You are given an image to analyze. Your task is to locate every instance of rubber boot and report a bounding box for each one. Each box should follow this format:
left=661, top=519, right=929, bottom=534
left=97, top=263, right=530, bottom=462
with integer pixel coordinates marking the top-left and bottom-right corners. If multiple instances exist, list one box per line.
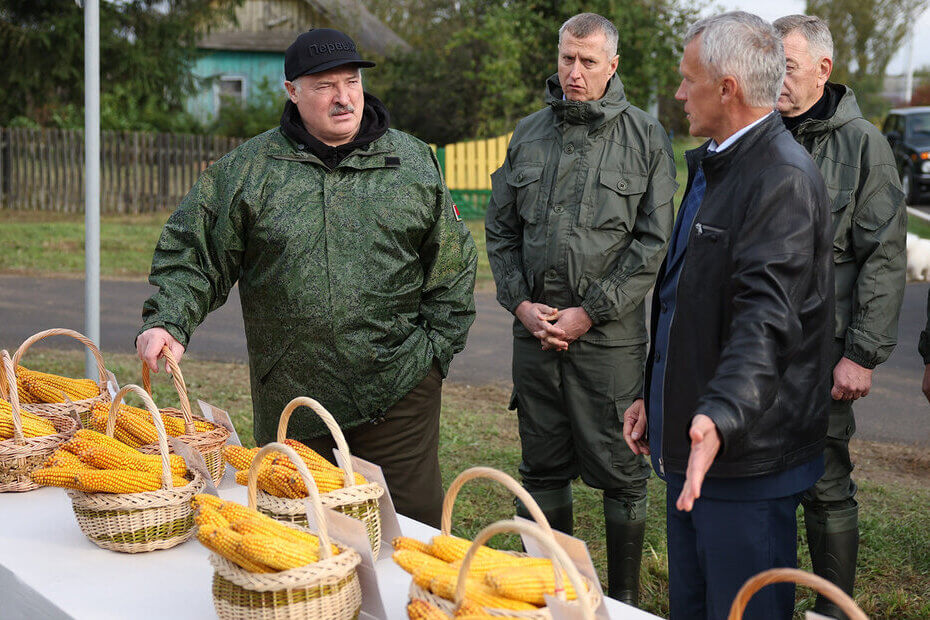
left=805, top=504, right=859, bottom=620
left=604, top=495, right=647, bottom=607
left=514, top=483, right=573, bottom=536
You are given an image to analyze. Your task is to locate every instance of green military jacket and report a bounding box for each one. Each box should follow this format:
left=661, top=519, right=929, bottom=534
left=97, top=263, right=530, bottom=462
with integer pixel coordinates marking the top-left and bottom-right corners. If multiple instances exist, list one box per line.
left=485, top=74, right=677, bottom=345
left=141, top=127, right=477, bottom=442
left=790, top=84, right=906, bottom=369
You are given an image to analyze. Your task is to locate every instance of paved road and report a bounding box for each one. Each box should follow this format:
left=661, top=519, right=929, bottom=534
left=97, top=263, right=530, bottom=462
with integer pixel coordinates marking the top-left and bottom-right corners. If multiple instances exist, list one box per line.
left=2, top=274, right=928, bottom=446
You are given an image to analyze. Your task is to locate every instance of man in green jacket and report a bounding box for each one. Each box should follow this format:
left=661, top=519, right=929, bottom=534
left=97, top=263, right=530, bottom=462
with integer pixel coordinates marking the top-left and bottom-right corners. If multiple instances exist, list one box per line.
left=485, top=12, right=676, bottom=606
left=775, top=15, right=906, bottom=618
left=136, top=28, right=477, bottom=527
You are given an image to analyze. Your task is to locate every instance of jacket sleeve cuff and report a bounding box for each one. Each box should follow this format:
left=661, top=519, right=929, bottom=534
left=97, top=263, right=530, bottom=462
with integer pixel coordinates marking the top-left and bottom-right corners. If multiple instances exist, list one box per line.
left=580, top=281, right=610, bottom=325
left=497, top=269, right=532, bottom=314
left=843, top=328, right=893, bottom=370
left=698, top=401, right=741, bottom=459
left=136, top=321, right=190, bottom=349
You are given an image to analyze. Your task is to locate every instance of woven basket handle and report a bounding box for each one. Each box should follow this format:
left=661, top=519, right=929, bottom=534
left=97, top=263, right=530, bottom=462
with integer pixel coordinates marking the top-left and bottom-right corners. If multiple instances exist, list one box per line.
left=727, top=568, right=868, bottom=620
left=247, top=442, right=335, bottom=560
left=441, top=466, right=553, bottom=539
left=141, top=345, right=195, bottom=435
left=1, top=350, right=26, bottom=446
left=454, top=519, right=594, bottom=619
left=275, top=396, right=356, bottom=488
left=105, top=384, right=174, bottom=490
left=13, top=328, right=108, bottom=385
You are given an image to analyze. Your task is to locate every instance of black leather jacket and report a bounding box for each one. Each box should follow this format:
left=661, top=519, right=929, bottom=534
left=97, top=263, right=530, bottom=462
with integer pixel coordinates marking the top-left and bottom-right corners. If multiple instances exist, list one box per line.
left=645, top=113, right=834, bottom=478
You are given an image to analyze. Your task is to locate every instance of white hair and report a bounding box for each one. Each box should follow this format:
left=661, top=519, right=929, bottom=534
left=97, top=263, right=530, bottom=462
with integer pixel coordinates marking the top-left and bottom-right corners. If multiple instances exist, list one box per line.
left=773, top=15, right=834, bottom=61
left=559, top=12, right=619, bottom=57
left=685, top=11, right=785, bottom=108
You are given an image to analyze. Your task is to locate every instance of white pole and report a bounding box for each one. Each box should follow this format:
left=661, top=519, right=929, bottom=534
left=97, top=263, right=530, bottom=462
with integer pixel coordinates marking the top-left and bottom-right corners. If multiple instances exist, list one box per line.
left=84, top=0, right=100, bottom=379
left=905, top=26, right=915, bottom=105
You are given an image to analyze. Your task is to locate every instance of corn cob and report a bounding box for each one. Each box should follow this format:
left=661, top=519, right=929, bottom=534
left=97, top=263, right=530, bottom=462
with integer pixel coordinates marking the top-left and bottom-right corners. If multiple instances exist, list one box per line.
left=113, top=426, right=144, bottom=449
left=237, top=531, right=321, bottom=570
left=114, top=408, right=159, bottom=445
left=15, top=366, right=99, bottom=402
left=407, top=599, right=451, bottom=620
left=430, top=535, right=529, bottom=567
left=192, top=493, right=224, bottom=511
left=14, top=375, right=40, bottom=403
left=0, top=403, right=58, bottom=438
left=484, top=565, right=582, bottom=605
left=223, top=445, right=258, bottom=470
left=194, top=505, right=232, bottom=529
left=234, top=465, right=293, bottom=498
left=208, top=496, right=339, bottom=554
left=31, top=466, right=174, bottom=493
left=64, top=439, right=187, bottom=477
left=394, top=536, right=434, bottom=554
left=282, top=438, right=340, bottom=471
left=394, top=549, right=455, bottom=576
left=427, top=572, right=538, bottom=611
left=43, top=449, right=87, bottom=469
left=73, top=429, right=137, bottom=454
left=196, top=523, right=272, bottom=573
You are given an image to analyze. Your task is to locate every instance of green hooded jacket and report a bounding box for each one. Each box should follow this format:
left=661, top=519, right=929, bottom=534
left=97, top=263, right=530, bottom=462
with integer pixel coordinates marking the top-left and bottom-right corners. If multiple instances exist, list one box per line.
left=790, top=84, right=906, bottom=369
left=485, top=74, right=677, bottom=345
left=140, top=127, right=478, bottom=442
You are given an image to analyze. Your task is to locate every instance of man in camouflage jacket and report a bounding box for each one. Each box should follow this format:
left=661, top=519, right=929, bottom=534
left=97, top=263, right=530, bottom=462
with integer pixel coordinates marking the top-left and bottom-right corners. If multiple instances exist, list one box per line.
left=485, top=13, right=676, bottom=606
left=775, top=16, right=906, bottom=618
left=136, top=29, right=477, bottom=526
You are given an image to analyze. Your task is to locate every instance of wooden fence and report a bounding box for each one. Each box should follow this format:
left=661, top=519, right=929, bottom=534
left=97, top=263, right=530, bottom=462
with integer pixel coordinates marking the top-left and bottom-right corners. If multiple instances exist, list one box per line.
left=0, top=127, right=243, bottom=213
left=0, top=127, right=512, bottom=217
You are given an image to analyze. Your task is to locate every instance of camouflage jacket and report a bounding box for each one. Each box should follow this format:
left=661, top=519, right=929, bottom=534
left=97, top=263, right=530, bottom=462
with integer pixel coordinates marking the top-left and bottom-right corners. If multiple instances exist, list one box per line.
left=141, top=127, right=478, bottom=442
left=790, top=84, right=906, bottom=369
left=485, top=74, right=677, bottom=345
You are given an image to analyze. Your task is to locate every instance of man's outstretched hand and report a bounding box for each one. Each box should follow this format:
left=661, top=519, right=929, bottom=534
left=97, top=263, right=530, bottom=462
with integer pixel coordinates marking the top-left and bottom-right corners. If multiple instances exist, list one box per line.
left=676, top=414, right=721, bottom=512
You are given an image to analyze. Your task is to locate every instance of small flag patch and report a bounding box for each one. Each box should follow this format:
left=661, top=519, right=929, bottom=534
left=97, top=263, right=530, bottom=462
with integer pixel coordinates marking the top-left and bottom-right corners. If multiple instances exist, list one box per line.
left=451, top=202, right=462, bottom=221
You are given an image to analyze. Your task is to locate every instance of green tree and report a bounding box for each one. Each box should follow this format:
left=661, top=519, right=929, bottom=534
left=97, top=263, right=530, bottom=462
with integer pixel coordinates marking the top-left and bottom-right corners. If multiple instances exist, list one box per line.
left=0, top=0, right=241, bottom=130
left=807, top=0, right=929, bottom=117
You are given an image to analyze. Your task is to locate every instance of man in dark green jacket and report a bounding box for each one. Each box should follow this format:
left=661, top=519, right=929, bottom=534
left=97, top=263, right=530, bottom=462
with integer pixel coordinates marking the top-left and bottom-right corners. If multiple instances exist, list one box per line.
left=775, top=15, right=906, bottom=618
left=136, top=29, right=477, bottom=527
left=486, top=13, right=676, bottom=606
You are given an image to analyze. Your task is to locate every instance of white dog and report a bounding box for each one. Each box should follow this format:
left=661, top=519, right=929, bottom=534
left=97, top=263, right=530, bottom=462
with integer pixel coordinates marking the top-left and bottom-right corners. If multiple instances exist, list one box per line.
left=906, top=233, right=930, bottom=281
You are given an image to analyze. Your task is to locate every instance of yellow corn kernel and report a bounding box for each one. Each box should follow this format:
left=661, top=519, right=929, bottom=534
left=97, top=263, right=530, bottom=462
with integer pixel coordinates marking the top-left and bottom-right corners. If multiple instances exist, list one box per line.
left=428, top=572, right=538, bottom=611
left=223, top=445, right=258, bottom=470
left=406, top=599, right=451, bottom=620
left=483, top=564, right=582, bottom=606
left=393, top=536, right=434, bottom=555
left=196, top=523, right=272, bottom=573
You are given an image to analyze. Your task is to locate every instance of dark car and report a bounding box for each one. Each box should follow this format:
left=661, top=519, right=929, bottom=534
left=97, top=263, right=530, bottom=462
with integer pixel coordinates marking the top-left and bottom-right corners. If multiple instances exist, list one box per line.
left=883, top=106, right=930, bottom=205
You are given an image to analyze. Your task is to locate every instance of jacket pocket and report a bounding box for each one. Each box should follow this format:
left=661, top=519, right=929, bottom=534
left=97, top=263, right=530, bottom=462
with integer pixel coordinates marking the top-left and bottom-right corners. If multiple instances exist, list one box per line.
left=508, top=164, right=545, bottom=224
left=830, top=187, right=855, bottom=262
left=585, top=170, right=647, bottom=230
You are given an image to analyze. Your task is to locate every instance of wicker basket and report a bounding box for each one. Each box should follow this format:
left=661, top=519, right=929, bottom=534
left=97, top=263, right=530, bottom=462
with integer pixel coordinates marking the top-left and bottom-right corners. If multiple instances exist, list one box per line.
left=211, top=442, right=363, bottom=620
left=451, top=519, right=597, bottom=620
left=0, top=350, right=79, bottom=493
left=409, top=466, right=602, bottom=618
left=253, top=396, right=385, bottom=558
left=728, top=568, right=868, bottom=620
left=68, top=384, right=205, bottom=553
left=12, top=328, right=110, bottom=427
left=139, top=346, right=230, bottom=485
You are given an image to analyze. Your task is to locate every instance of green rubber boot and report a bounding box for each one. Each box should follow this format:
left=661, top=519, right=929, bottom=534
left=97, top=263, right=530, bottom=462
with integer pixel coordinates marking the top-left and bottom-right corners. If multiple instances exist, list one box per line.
left=805, top=504, right=859, bottom=620
left=604, top=495, right=647, bottom=607
left=514, top=483, right=573, bottom=536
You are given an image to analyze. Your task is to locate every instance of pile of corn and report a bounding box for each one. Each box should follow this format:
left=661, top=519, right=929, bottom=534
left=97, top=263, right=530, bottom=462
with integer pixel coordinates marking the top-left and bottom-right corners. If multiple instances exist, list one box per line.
left=192, top=494, right=341, bottom=572
left=392, top=535, right=585, bottom=612
left=29, top=429, right=190, bottom=493
left=0, top=398, right=57, bottom=439
left=223, top=440, right=368, bottom=497
left=406, top=598, right=526, bottom=619
left=15, top=366, right=99, bottom=404
left=86, top=401, right=218, bottom=448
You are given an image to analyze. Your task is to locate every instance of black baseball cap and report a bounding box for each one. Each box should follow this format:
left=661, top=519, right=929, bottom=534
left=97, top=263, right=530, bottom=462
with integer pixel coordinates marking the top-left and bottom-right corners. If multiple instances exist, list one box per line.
left=285, top=28, right=375, bottom=81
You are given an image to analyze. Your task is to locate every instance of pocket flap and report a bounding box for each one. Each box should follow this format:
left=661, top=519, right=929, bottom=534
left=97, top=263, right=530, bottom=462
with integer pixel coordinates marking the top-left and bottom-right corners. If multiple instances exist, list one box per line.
left=599, top=170, right=648, bottom=196
left=830, top=187, right=854, bottom=212
left=508, top=164, right=544, bottom=188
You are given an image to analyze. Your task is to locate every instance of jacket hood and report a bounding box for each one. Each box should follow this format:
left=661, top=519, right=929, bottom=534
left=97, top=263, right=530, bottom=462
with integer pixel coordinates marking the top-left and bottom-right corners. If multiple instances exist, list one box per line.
left=793, top=83, right=862, bottom=137
left=545, top=72, right=630, bottom=129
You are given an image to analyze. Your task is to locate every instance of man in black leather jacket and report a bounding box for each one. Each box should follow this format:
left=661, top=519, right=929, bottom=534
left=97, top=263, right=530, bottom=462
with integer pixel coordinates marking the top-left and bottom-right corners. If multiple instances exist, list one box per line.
left=623, top=12, right=833, bottom=619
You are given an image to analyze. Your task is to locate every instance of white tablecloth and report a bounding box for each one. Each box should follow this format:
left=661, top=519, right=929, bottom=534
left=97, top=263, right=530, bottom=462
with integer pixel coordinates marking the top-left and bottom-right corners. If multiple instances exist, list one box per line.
left=0, top=485, right=661, bottom=619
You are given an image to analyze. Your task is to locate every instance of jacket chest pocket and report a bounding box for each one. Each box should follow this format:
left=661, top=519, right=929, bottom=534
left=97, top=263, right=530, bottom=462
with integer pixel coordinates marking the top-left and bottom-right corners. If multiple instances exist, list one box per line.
left=508, top=164, right=545, bottom=224
left=684, top=223, right=730, bottom=278
left=582, top=170, right=647, bottom=230
left=829, top=188, right=855, bottom=262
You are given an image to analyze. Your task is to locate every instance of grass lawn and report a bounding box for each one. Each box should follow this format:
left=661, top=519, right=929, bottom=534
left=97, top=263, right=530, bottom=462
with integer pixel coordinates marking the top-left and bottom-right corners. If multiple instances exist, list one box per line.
left=16, top=348, right=930, bottom=619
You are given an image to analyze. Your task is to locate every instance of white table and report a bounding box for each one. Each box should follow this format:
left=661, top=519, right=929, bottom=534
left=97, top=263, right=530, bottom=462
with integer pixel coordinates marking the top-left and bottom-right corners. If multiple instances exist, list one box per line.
left=0, top=485, right=661, bottom=619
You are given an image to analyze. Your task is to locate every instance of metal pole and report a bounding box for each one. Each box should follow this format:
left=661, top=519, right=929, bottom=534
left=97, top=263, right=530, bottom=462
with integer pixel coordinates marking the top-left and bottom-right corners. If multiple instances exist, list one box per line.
left=905, top=26, right=915, bottom=105
left=84, top=0, right=100, bottom=378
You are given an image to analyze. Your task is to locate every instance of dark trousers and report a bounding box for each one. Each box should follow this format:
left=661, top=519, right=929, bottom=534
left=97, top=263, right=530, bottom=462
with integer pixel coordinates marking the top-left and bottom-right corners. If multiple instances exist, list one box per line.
left=666, top=482, right=801, bottom=620
left=303, top=362, right=444, bottom=528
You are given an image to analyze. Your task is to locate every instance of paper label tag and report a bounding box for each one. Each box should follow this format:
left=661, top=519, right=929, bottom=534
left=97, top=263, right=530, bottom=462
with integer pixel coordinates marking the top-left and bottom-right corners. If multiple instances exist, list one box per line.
left=517, top=516, right=609, bottom=620
left=168, top=436, right=219, bottom=496
left=544, top=593, right=587, bottom=620
left=305, top=505, right=387, bottom=620
left=332, top=450, right=402, bottom=559
left=60, top=395, right=82, bottom=427
left=105, top=370, right=120, bottom=399
left=197, top=399, right=240, bottom=446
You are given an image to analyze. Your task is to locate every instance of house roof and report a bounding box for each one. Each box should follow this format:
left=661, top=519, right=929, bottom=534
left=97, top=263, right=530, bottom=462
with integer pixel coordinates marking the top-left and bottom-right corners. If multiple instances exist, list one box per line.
left=198, top=0, right=410, bottom=56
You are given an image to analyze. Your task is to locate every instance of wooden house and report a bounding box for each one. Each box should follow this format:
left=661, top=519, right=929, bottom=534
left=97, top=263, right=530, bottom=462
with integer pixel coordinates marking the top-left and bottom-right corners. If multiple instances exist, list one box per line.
left=186, top=0, right=409, bottom=122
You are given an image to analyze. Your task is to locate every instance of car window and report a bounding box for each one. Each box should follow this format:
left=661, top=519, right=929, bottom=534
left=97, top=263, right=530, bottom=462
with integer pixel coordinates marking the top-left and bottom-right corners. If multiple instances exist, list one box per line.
left=883, top=115, right=898, bottom=133
left=906, top=113, right=930, bottom=138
